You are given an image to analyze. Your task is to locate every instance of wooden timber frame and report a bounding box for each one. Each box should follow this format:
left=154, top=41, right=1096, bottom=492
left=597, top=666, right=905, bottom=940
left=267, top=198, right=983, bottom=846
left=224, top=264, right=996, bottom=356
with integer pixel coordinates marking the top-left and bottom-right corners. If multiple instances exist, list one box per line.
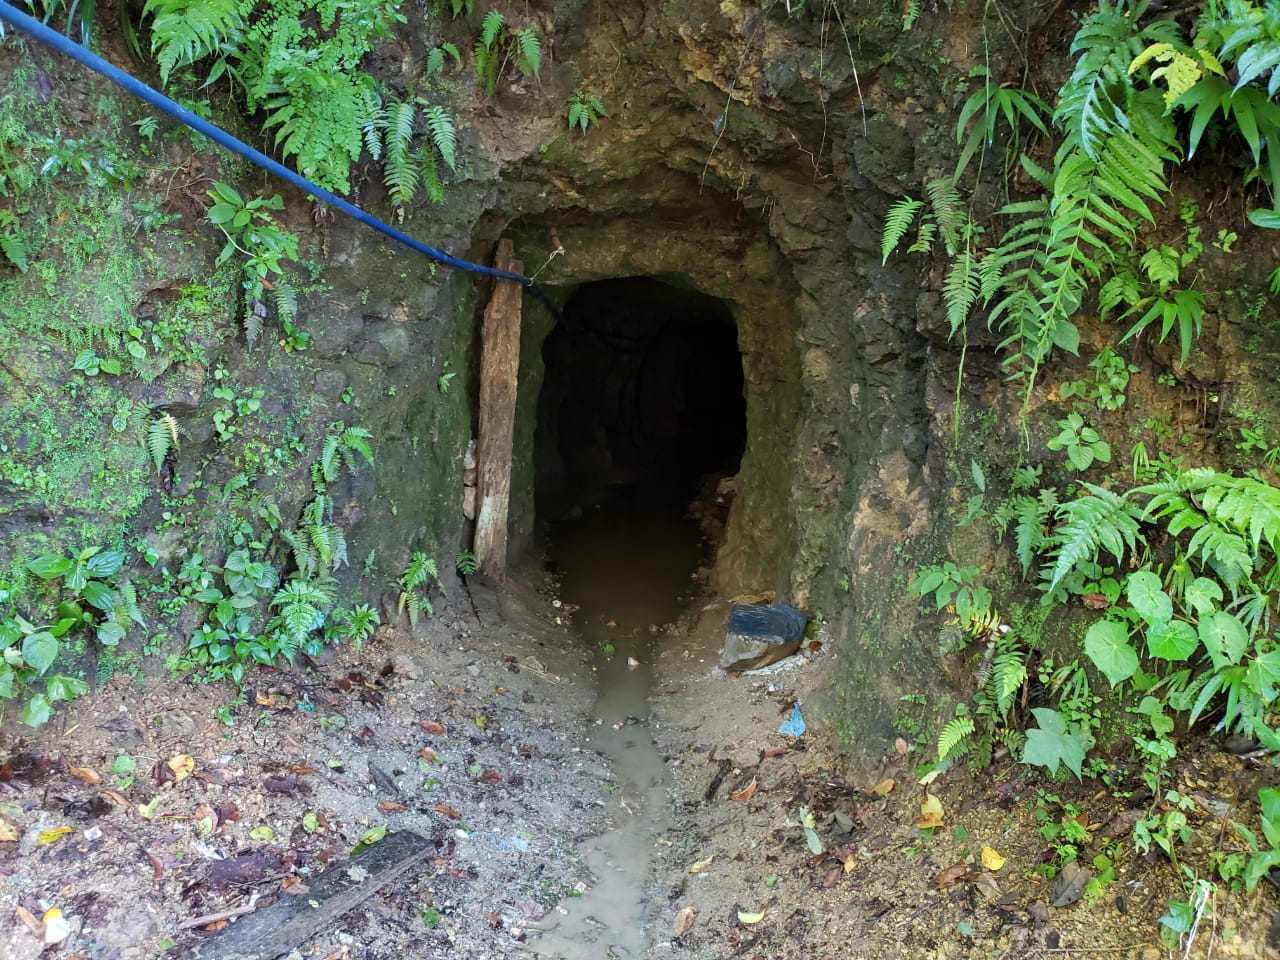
left=473, top=239, right=523, bottom=580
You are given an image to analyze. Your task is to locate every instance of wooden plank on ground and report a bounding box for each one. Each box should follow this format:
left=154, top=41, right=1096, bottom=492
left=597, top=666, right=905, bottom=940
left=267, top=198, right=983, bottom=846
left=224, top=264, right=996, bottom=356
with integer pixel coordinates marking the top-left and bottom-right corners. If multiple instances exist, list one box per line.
left=473, top=239, right=524, bottom=581
left=187, top=831, right=437, bottom=960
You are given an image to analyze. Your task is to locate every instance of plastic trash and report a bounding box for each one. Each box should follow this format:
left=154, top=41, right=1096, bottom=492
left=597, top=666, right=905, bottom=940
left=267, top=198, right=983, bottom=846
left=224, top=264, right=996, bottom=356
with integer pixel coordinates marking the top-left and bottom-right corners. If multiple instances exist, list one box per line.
left=727, top=604, right=808, bottom=644
left=778, top=702, right=806, bottom=737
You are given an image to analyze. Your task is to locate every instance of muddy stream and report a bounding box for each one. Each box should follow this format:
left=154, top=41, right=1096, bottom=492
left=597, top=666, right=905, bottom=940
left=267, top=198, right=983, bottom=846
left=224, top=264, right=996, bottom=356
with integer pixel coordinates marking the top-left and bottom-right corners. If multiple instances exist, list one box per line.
left=530, top=490, right=709, bottom=960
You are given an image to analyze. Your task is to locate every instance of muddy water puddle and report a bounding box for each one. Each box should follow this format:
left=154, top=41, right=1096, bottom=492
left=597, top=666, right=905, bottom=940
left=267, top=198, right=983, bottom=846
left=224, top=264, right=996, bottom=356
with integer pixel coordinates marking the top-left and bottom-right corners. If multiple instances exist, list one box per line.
left=530, top=491, right=710, bottom=960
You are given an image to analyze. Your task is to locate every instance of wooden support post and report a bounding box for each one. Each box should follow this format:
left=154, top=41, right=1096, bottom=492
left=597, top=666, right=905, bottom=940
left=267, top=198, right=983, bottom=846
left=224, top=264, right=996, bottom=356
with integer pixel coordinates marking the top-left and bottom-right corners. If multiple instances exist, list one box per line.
left=473, top=239, right=523, bottom=580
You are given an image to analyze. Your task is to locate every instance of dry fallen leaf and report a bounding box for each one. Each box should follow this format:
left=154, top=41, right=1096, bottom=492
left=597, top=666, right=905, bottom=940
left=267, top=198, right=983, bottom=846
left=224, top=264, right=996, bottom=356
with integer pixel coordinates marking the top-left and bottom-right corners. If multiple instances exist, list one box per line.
left=14, top=905, right=42, bottom=937
left=934, top=861, right=969, bottom=890
left=418, top=720, right=446, bottom=735
left=673, top=905, right=698, bottom=937
left=166, top=754, right=194, bottom=783
left=843, top=852, right=857, bottom=873
left=762, top=745, right=786, bottom=758
left=68, top=765, right=101, bottom=785
left=895, top=737, right=910, bottom=757
left=378, top=800, right=406, bottom=813
left=1082, top=592, right=1110, bottom=609
left=144, top=849, right=166, bottom=878
left=432, top=803, right=461, bottom=820
left=689, top=855, right=715, bottom=874
left=99, top=788, right=129, bottom=806
left=730, top=778, right=758, bottom=802
left=36, top=826, right=72, bottom=846
left=0, top=818, right=18, bottom=843
left=871, top=778, right=895, bottom=797
left=981, top=845, right=1006, bottom=871
left=972, top=871, right=1003, bottom=902
left=1051, top=860, right=1091, bottom=907
left=420, top=747, right=438, bottom=762
left=916, top=793, right=945, bottom=829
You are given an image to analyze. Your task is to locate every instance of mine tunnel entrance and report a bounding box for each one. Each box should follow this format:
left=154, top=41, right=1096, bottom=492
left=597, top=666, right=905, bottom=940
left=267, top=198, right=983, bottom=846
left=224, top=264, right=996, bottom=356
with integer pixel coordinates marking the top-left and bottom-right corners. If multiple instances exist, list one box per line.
left=533, top=276, right=746, bottom=519
left=526, top=277, right=748, bottom=957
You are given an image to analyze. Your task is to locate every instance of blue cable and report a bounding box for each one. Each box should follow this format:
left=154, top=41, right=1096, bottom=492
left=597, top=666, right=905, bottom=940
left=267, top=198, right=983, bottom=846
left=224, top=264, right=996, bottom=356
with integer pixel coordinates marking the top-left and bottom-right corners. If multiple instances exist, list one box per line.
left=0, top=0, right=550, bottom=297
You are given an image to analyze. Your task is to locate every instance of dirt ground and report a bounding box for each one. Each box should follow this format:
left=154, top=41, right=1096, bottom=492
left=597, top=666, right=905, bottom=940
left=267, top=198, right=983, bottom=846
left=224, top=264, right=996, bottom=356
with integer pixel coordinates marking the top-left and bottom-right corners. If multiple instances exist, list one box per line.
left=2, top=572, right=1279, bottom=960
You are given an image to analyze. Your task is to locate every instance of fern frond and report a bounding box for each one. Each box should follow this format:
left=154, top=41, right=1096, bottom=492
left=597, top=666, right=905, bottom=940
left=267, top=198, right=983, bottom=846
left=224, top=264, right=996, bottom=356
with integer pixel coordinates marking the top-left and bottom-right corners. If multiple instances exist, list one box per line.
left=423, top=105, right=457, bottom=171
left=281, top=528, right=319, bottom=581
left=480, top=8, right=505, bottom=47
left=340, top=426, right=374, bottom=469
left=516, top=28, right=541, bottom=76
left=881, top=197, right=924, bottom=264
left=1043, top=483, right=1144, bottom=594
left=925, top=176, right=965, bottom=256
left=272, top=275, right=296, bottom=326
left=992, top=647, right=1027, bottom=719
left=943, top=248, right=980, bottom=336
left=243, top=299, right=264, bottom=348
left=320, top=433, right=341, bottom=484
left=144, top=0, right=246, bottom=86
left=146, top=413, right=178, bottom=473
left=937, top=716, right=975, bottom=761
left=1013, top=494, right=1051, bottom=576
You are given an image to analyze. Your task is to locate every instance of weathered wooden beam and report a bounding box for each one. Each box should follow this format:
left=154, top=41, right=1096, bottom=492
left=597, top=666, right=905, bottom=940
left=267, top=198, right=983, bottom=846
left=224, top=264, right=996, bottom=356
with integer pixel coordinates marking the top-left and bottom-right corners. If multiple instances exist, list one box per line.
left=473, top=239, right=524, bottom=581
left=187, top=831, right=437, bottom=960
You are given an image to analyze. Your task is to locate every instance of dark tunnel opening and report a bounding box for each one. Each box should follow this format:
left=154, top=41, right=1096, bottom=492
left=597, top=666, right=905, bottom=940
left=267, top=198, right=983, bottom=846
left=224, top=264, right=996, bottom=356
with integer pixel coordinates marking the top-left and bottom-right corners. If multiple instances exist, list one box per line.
left=533, top=276, right=747, bottom=520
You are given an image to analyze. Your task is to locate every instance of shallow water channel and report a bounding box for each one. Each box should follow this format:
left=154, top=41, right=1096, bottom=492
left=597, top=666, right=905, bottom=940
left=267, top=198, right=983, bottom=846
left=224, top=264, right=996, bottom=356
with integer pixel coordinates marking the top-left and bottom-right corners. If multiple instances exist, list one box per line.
left=530, top=490, right=709, bottom=959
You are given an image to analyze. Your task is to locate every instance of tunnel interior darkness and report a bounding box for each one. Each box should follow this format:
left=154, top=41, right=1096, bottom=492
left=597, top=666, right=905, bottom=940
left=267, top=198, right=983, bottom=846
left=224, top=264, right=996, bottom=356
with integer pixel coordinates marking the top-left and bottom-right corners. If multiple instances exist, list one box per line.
left=534, top=277, right=747, bottom=516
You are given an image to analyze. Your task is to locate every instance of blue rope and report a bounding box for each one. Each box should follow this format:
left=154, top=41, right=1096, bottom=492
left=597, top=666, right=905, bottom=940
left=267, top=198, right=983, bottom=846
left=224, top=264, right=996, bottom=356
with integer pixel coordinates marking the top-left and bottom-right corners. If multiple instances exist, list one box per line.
left=0, top=0, right=548, bottom=295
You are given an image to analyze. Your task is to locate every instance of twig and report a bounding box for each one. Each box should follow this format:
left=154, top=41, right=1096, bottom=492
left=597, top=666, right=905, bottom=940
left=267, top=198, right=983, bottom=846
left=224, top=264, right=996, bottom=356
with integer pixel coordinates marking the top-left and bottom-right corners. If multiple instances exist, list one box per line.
left=178, top=896, right=259, bottom=930
left=1028, top=945, right=1150, bottom=955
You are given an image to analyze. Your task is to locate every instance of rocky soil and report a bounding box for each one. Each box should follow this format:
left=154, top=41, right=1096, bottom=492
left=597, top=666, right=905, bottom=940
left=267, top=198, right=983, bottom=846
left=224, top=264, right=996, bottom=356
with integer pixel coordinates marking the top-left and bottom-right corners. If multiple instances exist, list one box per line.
left=1, top=575, right=1278, bottom=960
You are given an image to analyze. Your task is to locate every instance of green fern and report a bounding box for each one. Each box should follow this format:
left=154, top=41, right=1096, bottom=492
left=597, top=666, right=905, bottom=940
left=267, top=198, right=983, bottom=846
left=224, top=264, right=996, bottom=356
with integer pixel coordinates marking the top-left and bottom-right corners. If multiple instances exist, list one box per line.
left=143, top=0, right=247, bottom=86
left=480, top=8, right=504, bottom=47
left=881, top=197, right=924, bottom=265
left=1043, top=483, right=1144, bottom=595
left=398, top=551, right=440, bottom=627
left=146, top=413, right=179, bottom=473
left=992, top=647, right=1028, bottom=719
left=267, top=578, right=333, bottom=662
left=937, top=715, right=975, bottom=761
left=515, top=28, right=541, bottom=77
left=320, top=424, right=374, bottom=483
left=423, top=105, right=457, bottom=171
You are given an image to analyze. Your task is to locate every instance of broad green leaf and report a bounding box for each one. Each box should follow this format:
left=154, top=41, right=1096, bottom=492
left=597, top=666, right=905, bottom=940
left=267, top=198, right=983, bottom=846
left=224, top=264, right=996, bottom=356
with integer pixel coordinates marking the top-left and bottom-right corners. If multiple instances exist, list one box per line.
left=85, top=549, right=125, bottom=577
left=1246, top=648, right=1280, bottom=703
left=22, top=693, right=53, bottom=728
left=0, top=663, right=13, bottom=698
left=97, top=621, right=125, bottom=646
left=46, top=674, right=88, bottom=702
left=21, top=631, right=57, bottom=674
left=1184, top=577, right=1223, bottom=617
left=1199, top=611, right=1249, bottom=669
left=1260, top=788, right=1280, bottom=850
left=1084, top=619, right=1139, bottom=686
left=1248, top=208, right=1280, bottom=229
left=1126, top=570, right=1172, bottom=622
left=1146, top=619, right=1199, bottom=661
left=1023, top=708, right=1091, bottom=780
left=82, top=580, right=118, bottom=614
left=27, top=555, right=71, bottom=579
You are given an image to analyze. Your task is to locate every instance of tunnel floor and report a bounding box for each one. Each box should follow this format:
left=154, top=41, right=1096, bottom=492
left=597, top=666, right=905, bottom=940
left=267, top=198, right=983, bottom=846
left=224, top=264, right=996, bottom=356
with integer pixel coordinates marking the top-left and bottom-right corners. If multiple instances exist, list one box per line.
left=528, top=276, right=746, bottom=955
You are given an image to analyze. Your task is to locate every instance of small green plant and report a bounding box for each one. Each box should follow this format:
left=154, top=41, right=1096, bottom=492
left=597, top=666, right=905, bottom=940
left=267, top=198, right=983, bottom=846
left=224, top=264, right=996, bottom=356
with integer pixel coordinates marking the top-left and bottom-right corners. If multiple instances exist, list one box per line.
left=1046, top=412, right=1111, bottom=471
left=206, top=182, right=300, bottom=347
left=567, top=91, right=607, bottom=133
left=455, top=550, right=478, bottom=577
left=473, top=8, right=541, bottom=97
left=398, top=552, right=441, bottom=626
